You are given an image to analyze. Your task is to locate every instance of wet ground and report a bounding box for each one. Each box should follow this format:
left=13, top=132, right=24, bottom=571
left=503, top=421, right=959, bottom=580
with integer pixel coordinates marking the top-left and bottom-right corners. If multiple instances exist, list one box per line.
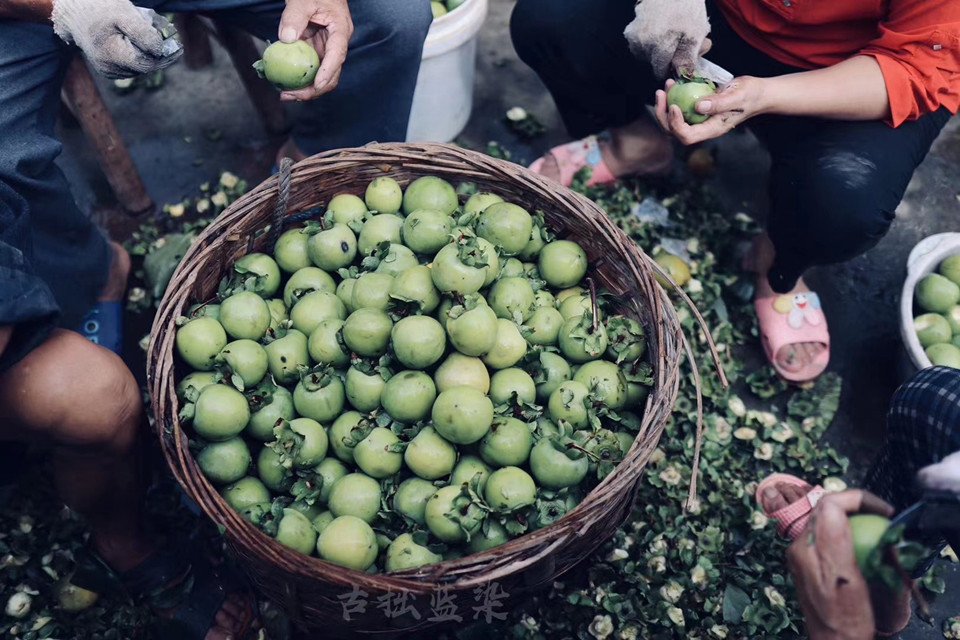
left=56, top=0, right=959, bottom=635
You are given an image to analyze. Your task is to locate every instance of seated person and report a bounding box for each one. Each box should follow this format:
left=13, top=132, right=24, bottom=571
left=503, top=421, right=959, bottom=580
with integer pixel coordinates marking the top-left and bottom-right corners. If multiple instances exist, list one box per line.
left=758, top=366, right=960, bottom=637
left=510, top=0, right=960, bottom=384
left=0, top=0, right=431, bottom=637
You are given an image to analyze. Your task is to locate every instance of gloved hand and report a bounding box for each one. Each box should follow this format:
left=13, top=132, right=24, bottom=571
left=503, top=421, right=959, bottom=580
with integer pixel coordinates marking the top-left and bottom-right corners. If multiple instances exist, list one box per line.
left=624, top=0, right=710, bottom=80
left=52, top=0, right=183, bottom=79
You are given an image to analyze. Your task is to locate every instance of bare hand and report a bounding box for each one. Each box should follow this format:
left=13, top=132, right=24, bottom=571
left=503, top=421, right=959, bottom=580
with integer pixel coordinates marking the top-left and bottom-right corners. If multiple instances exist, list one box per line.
left=277, top=0, right=353, bottom=101
left=786, top=490, right=894, bottom=640
left=654, top=75, right=768, bottom=145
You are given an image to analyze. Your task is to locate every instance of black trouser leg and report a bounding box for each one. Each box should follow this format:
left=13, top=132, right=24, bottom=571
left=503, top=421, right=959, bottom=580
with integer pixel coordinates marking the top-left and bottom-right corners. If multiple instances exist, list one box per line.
left=0, top=20, right=110, bottom=332
left=510, top=0, right=655, bottom=138
left=696, top=4, right=950, bottom=293
left=751, top=109, right=951, bottom=292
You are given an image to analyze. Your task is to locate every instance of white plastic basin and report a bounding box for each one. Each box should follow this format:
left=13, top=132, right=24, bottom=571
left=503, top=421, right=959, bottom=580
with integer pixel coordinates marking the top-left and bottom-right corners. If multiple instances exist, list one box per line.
left=407, top=0, right=489, bottom=143
left=900, top=232, right=960, bottom=371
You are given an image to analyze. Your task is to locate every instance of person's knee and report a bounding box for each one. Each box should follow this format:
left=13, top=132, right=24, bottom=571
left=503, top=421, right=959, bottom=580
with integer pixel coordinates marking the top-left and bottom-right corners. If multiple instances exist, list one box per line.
left=358, top=0, right=432, bottom=57
left=796, top=150, right=895, bottom=259
left=1, top=330, right=141, bottom=454
left=510, top=0, right=543, bottom=57
left=396, top=0, right=433, bottom=50
left=510, top=0, right=575, bottom=62
left=888, top=366, right=960, bottom=436
left=76, top=354, right=141, bottom=455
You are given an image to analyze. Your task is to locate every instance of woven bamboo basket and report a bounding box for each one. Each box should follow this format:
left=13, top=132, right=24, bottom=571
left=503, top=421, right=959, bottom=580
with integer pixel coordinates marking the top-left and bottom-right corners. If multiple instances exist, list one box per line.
left=147, top=143, right=716, bottom=638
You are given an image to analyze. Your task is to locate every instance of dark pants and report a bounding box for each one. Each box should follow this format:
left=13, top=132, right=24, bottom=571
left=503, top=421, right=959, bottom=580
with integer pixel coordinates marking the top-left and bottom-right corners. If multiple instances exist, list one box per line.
left=510, top=0, right=952, bottom=293
left=865, top=366, right=960, bottom=512
left=0, top=0, right=431, bottom=367
left=865, top=366, right=960, bottom=568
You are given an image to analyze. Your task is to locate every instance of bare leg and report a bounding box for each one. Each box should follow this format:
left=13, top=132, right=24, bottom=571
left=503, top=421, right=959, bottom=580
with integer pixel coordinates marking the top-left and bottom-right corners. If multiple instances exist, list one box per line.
left=0, top=331, right=250, bottom=639
left=98, top=241, right=131, bottom=304
left=1, top=243, right=251, bottom=639
left=745, top=234, right=827, bottom=374
left=0, top=330, right=148, bottom=569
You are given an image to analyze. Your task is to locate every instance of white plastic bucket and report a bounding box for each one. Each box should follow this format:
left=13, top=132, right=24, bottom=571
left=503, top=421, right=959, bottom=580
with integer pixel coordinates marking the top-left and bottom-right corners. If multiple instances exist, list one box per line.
left=406, top=0, right=489, bottom=143
left=899, top=232, right=960, bottom=371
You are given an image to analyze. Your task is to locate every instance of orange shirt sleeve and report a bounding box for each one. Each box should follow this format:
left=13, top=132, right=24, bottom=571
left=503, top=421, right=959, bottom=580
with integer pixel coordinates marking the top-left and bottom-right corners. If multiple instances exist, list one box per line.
left=858, top=0, right=960, bottom=127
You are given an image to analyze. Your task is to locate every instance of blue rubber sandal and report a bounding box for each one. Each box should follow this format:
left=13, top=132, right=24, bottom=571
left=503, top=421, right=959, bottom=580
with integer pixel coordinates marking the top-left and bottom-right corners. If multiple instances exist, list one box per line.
left=80, top=301, right=123, bottom=355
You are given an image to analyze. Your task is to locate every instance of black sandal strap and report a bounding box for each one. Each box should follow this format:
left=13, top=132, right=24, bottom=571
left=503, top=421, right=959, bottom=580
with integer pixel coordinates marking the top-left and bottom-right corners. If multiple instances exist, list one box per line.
left=72, top=541, right=250, bottom=640
left=144, top=552, right=232, bottom=640
left=117, top=545, right=192, bottom=598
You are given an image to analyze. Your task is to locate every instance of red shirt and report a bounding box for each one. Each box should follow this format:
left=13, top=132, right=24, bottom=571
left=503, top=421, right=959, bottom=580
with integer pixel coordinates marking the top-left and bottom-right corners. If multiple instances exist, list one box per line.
left=716, top=0, right=960, bottom=126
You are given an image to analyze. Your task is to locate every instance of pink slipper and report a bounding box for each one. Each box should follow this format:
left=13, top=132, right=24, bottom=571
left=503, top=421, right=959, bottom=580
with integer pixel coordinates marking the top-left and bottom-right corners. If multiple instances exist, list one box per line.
left=529, top=134, right=617, bottom=188
left=756, top=473, right=826, bottom=540
left=754, top=291, right=830, bottom=384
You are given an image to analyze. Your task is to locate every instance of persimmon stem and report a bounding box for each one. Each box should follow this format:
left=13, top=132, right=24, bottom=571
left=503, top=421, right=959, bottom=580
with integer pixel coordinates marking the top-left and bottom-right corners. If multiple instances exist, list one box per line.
left=566, top=442, right=599, bottom=462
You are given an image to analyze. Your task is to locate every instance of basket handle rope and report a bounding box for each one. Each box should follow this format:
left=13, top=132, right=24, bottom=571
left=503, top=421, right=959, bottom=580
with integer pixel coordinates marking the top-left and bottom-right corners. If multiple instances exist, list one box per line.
left=264, top=157, right=294, bottom=250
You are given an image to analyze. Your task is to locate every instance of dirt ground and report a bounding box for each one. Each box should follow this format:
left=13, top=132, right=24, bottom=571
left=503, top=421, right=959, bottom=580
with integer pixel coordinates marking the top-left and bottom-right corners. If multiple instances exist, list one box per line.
left=55, top=1, right=960, bottom=634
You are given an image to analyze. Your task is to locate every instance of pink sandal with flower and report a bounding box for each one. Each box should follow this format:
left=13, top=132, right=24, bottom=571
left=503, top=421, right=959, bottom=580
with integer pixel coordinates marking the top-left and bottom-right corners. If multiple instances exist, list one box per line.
left=754, top=291, right=830, bottom=384
left=756, top=473, right=826, bottom=540
left=529, top=134, right=617, bottom=188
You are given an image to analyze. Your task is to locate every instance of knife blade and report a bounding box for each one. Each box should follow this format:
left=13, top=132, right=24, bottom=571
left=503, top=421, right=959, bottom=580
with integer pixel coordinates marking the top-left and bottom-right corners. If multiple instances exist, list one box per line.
left=695, top=58, right=734, bottom=87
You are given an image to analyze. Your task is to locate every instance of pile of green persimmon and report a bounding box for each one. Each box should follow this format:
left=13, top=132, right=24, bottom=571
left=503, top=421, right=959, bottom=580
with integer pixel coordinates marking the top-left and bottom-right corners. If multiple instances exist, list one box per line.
left=431, top=0, right=467, bottom=19
left=173, top=175, right=651, bottom=573
left=913, top=254, right=960, bottom=368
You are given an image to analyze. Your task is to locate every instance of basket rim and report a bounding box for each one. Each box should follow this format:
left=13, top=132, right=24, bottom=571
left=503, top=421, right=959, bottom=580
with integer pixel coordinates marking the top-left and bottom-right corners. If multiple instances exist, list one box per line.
left=147, top=142, right=706, bottom=593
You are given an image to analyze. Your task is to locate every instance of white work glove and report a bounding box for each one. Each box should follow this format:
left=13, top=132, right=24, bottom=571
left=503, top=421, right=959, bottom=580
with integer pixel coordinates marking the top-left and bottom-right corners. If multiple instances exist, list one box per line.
left=624, top=0, right=710, bottom=80
left=52, top=0, right=183, bottom=79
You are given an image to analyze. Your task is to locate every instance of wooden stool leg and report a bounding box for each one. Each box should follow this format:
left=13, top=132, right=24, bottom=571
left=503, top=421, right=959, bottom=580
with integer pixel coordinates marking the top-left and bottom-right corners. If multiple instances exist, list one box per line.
left=61, top=57, right=154, bottom=215
left=175, top=14, right=214, bottom=69
left=212, top=20, right=290, bottom=136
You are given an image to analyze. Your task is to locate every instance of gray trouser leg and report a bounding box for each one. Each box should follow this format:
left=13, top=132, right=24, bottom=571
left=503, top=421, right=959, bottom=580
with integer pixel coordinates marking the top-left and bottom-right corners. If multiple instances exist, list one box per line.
left=157, top=0, right=433, bottom=153
left=0, top=20, right=110, bottom=333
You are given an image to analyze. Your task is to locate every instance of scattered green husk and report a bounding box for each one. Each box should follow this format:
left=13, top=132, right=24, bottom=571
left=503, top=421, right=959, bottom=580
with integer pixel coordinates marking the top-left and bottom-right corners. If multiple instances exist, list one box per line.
left=2, top=158, right=952, bottom=639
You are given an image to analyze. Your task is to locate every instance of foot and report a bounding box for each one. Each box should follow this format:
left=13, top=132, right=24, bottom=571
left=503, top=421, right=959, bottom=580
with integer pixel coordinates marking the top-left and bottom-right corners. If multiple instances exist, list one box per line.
left=759, top=480, right=813, bottom=514
left=756, top=474, right=827, bottom=539
left=536, top=118, right=673, bottom=184
left=94, top=535, right=255, bottom=640
left=164, top=589, right=253, bottom=640
left=99, top=242, right=131, bottom=303
left=746, top=235, right=828, bottom=376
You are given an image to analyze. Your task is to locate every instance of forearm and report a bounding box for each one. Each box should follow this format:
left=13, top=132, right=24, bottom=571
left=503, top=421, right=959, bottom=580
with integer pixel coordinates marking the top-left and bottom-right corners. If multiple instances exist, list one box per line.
left=761, top=56, right=891, bottom=121
left=0, top=0, right=53, bottom=21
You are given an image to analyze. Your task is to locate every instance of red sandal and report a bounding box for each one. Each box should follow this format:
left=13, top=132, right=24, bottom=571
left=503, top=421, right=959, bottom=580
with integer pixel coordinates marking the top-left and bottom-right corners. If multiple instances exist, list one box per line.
left=755, top=473, right=826, bottom=540
left=529, top=134, right=617, bottom=188
left=754, top=291, right=830, bottom=384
